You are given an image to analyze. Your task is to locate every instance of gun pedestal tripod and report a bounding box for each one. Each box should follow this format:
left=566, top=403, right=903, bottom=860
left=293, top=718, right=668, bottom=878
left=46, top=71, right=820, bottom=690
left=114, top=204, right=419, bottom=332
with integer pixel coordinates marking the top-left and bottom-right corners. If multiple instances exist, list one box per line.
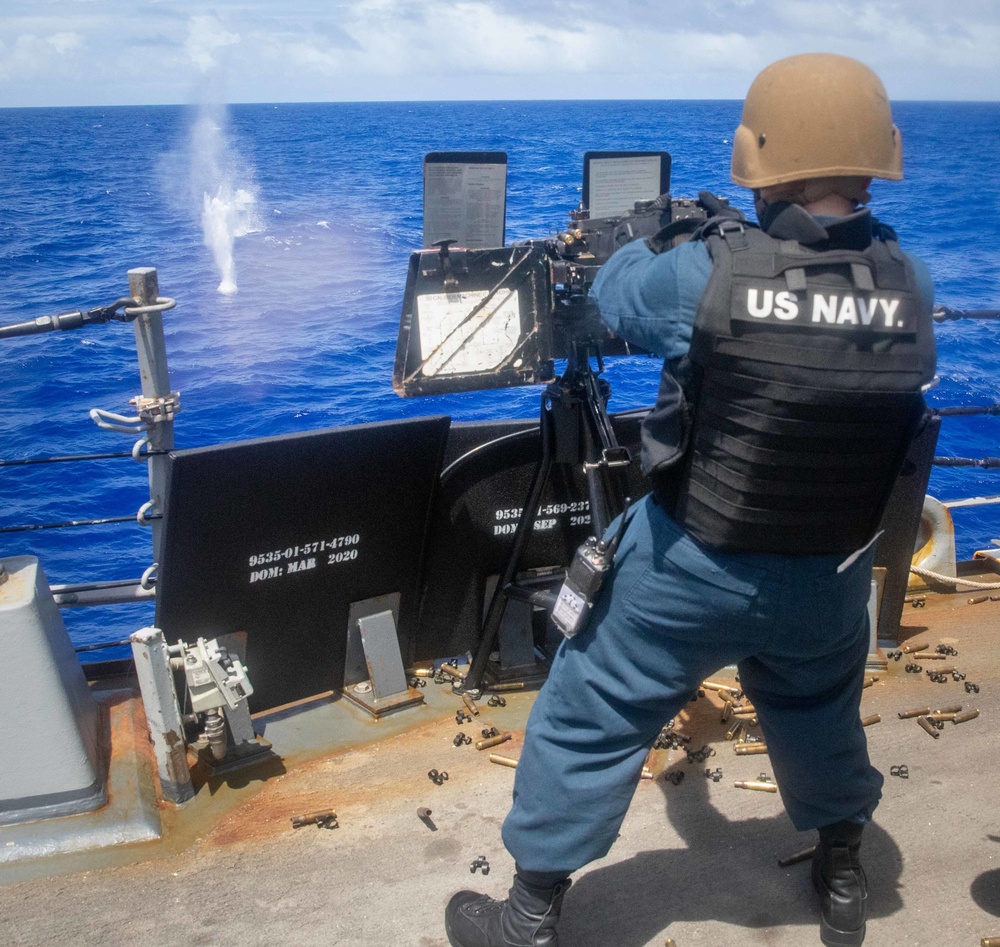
left=459, top=343, right=631, bottom=697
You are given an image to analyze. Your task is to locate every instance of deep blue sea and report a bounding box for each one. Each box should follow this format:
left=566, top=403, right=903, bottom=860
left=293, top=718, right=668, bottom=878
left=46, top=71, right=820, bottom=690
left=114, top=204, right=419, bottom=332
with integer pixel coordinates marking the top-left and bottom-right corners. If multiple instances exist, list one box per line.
left=1, top=100, right=998, bottom=656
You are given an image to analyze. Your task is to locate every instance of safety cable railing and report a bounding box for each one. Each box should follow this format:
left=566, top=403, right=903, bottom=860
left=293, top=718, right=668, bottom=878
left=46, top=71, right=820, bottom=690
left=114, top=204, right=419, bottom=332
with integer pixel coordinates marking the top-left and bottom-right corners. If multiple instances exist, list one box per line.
left=1, top=269, right=176, bottom=650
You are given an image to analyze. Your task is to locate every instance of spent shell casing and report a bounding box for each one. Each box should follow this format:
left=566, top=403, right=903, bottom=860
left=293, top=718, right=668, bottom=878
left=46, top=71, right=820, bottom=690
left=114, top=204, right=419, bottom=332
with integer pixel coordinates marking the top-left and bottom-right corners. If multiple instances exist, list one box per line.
left=916, top=716, right=941, bottom=738
left=411, top=667, right=433, bottom=677
left=461, top=693, right=480, bottom=716
left=732, top=705, right=758, bottom=716
left=912, top=652, right=946, bottom=660
left=476, top=732, right=512, bottom=751
left=777, top=844, right=818, bottom=868
left=734, top=743, right=769, bottom=755
left=487, top=682, right=525, bottom=692
left=953, top=709, right=981, bottom=724
left=718, top=689, right=736, bottom=705
left=735, top=780, right=778, bottom=793
left=417, top=807, right=433, bottom=819
left=860, top=714, right=881, bottom=727
left=725, top=719, right=745, bottom=741
left=438, top=664, right=465, bottom=680
left=969, top=595, right=990, bottom=605
left=703, top=680, right=741, bottom=694
left=898, top=706, right=932, bottom=719
left=981, top=937, right=1000, bottom=947
left=927, top=666, right=957, bottom=675
left=934, top=704, right=963, bottom=715
left=926, top=713, right=957, bottom=722
left=291, top=809, right=336, bottom=828
left=901, top=640, right=929, bottom=654
left=489, top=753, right=518, bottom=768
left=720, top=702, right=734, bottom=724
left=640, top=767, right=654, bottom=780
left=862, top=676, right=878, bottom=689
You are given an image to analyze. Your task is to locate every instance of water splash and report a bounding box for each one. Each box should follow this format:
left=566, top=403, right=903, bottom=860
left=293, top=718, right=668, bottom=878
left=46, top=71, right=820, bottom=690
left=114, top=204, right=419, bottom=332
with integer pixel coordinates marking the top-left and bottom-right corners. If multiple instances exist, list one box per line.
left=190, top=104, right=261, bottom=295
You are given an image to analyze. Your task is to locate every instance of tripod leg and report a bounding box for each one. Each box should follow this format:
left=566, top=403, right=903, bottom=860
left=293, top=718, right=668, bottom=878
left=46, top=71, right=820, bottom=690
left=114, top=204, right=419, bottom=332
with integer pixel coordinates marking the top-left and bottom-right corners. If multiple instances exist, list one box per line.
left=462, top=403, right=556, bottom=695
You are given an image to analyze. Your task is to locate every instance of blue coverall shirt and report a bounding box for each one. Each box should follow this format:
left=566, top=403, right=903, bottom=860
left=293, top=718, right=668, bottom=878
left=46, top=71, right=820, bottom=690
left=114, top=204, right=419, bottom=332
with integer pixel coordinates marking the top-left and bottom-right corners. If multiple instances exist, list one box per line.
left=498, top=225, right=930, bottom=875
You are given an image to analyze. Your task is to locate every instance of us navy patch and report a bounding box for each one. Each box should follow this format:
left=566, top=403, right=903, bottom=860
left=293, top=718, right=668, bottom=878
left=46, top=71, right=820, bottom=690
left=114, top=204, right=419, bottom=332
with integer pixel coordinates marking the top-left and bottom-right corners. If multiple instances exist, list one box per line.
left=731, top=286, right=914, bottom=333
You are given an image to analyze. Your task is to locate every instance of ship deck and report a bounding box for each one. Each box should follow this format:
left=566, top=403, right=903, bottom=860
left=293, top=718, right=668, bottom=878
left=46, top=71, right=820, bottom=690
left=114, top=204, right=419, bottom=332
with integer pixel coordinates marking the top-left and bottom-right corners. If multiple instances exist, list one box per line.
left=2, top=571, right=1000, bottom=947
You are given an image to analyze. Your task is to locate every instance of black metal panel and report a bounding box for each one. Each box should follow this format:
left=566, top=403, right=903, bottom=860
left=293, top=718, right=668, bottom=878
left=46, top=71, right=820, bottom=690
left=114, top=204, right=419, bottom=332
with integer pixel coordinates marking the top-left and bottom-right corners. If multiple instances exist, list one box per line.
left=413, top=410, right=649, bottom=661
left=874, top=415, right=941, bottom=641
left=155, top=417, right=450, bottom=712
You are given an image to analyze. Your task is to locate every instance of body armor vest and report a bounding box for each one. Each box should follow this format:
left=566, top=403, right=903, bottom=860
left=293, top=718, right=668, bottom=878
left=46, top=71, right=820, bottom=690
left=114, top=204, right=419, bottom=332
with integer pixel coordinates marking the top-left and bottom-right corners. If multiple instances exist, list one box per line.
left=642, top=206, right=936, bottom=554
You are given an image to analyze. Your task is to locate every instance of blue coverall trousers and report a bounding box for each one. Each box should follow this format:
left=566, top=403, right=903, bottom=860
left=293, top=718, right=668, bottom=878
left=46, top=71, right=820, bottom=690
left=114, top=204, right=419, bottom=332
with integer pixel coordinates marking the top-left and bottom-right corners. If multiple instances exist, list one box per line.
left=501, top=495, right=883, bottom=874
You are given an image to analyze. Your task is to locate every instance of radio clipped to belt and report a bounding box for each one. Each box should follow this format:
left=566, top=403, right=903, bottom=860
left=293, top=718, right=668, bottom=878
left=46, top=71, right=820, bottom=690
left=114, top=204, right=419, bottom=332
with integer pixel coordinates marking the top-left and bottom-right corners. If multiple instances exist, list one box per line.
left=551, top=501, right=633, bottom=639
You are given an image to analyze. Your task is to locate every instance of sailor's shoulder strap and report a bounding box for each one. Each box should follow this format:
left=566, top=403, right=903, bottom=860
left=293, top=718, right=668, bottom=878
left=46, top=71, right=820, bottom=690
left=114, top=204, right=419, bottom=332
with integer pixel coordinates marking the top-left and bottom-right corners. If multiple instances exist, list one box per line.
left=646, top=191, right=756, bottom=254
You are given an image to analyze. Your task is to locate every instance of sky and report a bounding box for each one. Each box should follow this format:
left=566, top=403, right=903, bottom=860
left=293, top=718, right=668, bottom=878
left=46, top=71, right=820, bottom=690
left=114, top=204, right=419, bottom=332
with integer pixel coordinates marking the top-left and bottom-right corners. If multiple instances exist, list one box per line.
left=1, top=0, right=998, bottom=108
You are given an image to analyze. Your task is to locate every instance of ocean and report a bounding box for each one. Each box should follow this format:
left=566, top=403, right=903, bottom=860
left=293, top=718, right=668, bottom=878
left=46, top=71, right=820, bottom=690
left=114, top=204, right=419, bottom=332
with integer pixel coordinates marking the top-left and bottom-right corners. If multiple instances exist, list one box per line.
left=1, top=100, right=998, bottom=655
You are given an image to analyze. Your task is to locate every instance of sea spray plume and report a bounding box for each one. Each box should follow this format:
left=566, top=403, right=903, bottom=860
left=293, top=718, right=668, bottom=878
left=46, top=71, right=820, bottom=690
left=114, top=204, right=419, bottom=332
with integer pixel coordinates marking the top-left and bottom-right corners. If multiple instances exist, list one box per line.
left=189, top=103, right=262, bottom=295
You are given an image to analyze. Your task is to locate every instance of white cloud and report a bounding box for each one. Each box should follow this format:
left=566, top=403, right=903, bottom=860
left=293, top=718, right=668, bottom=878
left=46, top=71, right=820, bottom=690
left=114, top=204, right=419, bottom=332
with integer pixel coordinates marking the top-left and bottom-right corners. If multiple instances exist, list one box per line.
left=0, top=31, right=82, bottom=79
left=184, top=14, right=240, bottom=73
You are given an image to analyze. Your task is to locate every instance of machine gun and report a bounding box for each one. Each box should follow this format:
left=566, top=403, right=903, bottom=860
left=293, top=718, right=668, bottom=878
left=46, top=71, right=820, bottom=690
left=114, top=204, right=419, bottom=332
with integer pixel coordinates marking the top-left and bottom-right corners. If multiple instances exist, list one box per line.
left=393, top=150, right=725, bottom=398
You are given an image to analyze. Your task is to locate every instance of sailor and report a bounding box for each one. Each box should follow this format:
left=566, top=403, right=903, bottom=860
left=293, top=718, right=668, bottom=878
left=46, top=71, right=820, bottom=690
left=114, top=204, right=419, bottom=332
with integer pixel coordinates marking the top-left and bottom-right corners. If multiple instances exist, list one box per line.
left=445, top=53, right=935, bottom=947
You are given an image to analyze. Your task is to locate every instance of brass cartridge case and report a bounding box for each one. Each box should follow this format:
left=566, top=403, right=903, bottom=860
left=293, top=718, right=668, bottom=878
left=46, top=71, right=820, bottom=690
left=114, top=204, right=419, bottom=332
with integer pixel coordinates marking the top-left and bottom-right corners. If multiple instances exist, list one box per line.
left=476, top=732, right=512, bottom=751
left=487, top=682, right=525, bottom=693
left=981, top=937, right=1000, bottom=946
left=720, top=702, right=734, bottom=724
left=900, top=641, right=929, bottom=654
left=926, top=713, right=957, bottom=722
left=417, top=807, right=433, bottom=819
left=777, top=844, right=817, bottom=868
left=725, top=720, right=745, bottom=742
left=735, top=780, right=778, bottom=793
left=860, top=714, right=881, bottom=727
left=934, top=704, right=963, bottom=715
left=703, top=680, right=741, bottom=694
left=489, top=754, right=518, bottom=768
left=734, top=743, right=769, bottom=755
left=462, top=693, right=480, bottom=716
left=438, top=664, right=465, bottom=680
left=912, top=652, right=946, bottom=660
left=862, top=676, right=878, bottom=689
left=954, top=709, right=981, bottom=724
left=916, top=716, right=940, bottom=738
left=927, top=666, right=957, bottom=675
left=898, top=707, right=931, bottom=719
left=640, top=767, right=654, bottom=780
left=732, top=705, right=758, bottom=716
left=411, top=667, right=433, bottom=677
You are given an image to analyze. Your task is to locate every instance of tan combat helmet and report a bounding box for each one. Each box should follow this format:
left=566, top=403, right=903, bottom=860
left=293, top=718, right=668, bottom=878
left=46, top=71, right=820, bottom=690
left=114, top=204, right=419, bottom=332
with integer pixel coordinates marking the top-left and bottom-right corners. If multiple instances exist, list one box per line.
left=731, top=53, right=903, bottom=189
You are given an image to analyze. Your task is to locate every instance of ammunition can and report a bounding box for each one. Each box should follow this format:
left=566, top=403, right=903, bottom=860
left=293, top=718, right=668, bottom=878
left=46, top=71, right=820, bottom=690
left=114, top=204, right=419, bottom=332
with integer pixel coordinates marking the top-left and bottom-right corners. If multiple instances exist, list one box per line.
left=953, top=709, right=981, bottom=724
left=734, top=743, right=769, bottom=755
left=735, top=780, right=778, bottom=793
left=860, top=714, right=881, bottom=727
left=489, top=754, right=518, bottom=768
left=900, top=641, right=929, bottom=654
left=476, top=732, right=512, bottom=751
left=916, top=716, right=941, bottom=738
left=898, top=707, right=931, bottom=719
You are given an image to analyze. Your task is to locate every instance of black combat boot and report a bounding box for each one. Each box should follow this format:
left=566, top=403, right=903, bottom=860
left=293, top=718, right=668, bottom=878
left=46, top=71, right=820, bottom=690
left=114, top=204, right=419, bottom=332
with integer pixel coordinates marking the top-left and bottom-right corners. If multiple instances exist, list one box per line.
left=445, top=871, right=571, bottom=947
left=812, top=820, right=867, bottom=946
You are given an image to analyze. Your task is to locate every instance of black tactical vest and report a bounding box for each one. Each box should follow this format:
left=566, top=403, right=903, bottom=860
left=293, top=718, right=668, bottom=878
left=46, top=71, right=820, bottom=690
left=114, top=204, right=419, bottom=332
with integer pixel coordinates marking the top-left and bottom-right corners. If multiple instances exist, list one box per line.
left=642, top=205, right=936, bottom=554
